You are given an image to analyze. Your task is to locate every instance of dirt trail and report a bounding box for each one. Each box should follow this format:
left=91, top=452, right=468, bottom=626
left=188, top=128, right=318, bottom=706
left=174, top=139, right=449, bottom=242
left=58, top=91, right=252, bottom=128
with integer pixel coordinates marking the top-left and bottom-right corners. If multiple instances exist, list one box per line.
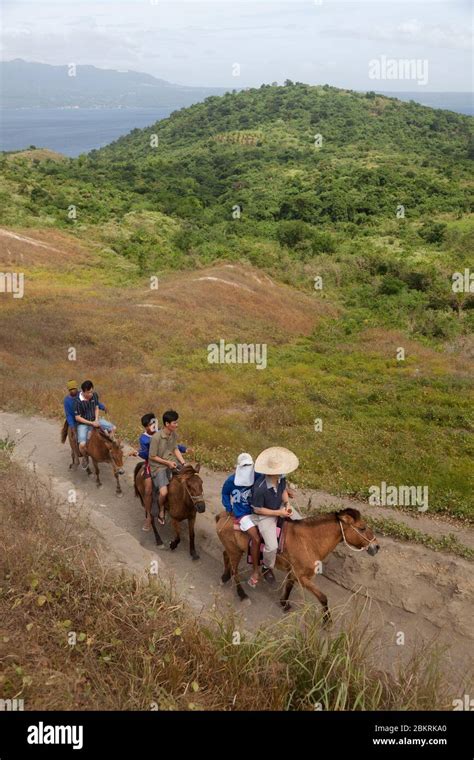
left=1, top=411, right=472, bottom=689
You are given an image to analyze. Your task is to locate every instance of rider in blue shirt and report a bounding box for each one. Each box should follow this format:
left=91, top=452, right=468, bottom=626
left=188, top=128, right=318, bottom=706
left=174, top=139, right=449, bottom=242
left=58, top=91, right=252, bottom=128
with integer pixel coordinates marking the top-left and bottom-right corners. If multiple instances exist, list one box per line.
left=63, top=380, right=106, bottom=428
left=221, top=453, right=263, bottom=589
left=132, top=413, right=188, bottom=532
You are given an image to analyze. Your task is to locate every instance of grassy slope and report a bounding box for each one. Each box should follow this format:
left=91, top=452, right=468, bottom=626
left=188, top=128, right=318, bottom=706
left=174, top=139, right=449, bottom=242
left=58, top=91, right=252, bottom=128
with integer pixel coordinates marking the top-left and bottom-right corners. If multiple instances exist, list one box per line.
left=0, top=228, right=472, bottom=519
left=0, top=452, right=455, bottom=710
left=0, top=84, right=473, bottom=519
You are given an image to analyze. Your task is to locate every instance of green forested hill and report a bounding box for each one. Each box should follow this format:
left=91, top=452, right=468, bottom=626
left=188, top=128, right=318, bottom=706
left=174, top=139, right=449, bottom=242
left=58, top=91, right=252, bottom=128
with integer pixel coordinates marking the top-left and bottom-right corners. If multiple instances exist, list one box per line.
left=1, top=83, right=473, bottom=341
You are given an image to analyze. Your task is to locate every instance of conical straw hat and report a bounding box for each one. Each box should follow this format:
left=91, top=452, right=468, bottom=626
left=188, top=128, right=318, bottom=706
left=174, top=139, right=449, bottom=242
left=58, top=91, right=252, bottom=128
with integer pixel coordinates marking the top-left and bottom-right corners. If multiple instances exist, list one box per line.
left=254, top=447, right=299, bottom=475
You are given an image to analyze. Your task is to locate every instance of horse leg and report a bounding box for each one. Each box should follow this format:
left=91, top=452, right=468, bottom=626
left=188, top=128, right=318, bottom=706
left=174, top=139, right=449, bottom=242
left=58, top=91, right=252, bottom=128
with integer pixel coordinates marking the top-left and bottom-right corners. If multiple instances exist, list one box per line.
left=221, top=551, right=232, bottom=584
left=230, top=551, right=248, bottom=601
left=151, top=517, right=165, bottom=549
left=114, top=470, right=122, bottom=497
left=280, top=573, right=296, bottom=612
left=299, top=575, right=330, bottom=624
left=92, top=459, right=101, bottom=488
left=188, top=514, right=199, bottom=560
left=169, top=518, right=181, bottom=551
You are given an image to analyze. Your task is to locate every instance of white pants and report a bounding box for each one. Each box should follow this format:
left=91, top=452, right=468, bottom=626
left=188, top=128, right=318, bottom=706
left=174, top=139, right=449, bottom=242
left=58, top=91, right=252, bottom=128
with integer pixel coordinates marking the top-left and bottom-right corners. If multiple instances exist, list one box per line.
left=246, top=508, right=303, bottom=568
left=248, top=515, right=279, bottom=568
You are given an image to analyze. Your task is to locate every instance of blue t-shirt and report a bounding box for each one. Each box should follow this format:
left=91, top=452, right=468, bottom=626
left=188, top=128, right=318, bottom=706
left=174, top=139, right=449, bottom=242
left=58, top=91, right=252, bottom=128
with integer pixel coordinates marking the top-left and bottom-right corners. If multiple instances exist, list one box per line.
left=221, top=473, right=260, bottom=519
left=137, top=431, right=187, bottom=460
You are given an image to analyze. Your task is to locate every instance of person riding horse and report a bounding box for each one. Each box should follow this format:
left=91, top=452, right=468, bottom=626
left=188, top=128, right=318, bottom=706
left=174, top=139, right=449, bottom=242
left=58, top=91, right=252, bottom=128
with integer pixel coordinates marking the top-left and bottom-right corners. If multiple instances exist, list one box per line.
left=73, top=380, right=116, bottom=469
left=221, top=447, right=303, bottom=588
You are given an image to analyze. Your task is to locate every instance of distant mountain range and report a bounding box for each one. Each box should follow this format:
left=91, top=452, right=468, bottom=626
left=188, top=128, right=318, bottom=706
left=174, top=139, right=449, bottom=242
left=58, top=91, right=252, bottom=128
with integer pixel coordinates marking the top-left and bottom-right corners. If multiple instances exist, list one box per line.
left=0, top=59, right=229, bottom=109
left=1, top=60, right=472, bottom=115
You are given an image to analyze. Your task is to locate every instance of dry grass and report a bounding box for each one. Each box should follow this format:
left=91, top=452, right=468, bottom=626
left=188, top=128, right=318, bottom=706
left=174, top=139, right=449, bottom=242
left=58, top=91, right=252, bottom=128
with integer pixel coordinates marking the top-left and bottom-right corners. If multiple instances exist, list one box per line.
left=0, top=452, right=458, bottom=711
left=0, top=226, right=472, bottom=518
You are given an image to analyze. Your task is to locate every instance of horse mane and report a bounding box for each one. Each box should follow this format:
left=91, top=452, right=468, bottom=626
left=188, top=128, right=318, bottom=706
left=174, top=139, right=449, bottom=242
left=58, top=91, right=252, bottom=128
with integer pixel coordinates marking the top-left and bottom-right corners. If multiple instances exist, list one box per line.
left=302, top=507, right=361, bottom=526
left=96, top=428, right=119, bottom=447
left=176, top=464, right=198, bottom=477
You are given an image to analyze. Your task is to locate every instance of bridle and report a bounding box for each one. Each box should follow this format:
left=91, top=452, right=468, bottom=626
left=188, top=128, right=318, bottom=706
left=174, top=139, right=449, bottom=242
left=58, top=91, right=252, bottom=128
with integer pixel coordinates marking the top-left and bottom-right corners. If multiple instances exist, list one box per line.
left=182, top=477, right=204, bottom=506
left=338, top=519, right=377, bottom=552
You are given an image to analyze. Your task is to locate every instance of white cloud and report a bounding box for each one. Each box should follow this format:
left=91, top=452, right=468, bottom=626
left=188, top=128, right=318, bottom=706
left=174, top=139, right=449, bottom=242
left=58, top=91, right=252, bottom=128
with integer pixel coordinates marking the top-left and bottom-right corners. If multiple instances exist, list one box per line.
left=0, top=0, right=471, bottom=89
left=323, top=18, right=471, bottom=51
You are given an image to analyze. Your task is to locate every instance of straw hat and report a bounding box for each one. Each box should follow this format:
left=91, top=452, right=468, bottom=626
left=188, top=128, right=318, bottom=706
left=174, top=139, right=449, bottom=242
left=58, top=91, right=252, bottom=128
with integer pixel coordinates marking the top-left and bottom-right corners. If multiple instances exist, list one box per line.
left=254, top=447, right=299, bottom=475
left=67, top=380, right=78, bottom=390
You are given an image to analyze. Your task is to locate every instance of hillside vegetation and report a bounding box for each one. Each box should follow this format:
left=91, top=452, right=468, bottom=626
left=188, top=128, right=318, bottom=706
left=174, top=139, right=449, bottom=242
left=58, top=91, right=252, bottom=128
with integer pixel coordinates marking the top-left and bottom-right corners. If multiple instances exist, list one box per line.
left=0, top=83, right=473, bottom=518
left=0, top=450, right=455, bottom=710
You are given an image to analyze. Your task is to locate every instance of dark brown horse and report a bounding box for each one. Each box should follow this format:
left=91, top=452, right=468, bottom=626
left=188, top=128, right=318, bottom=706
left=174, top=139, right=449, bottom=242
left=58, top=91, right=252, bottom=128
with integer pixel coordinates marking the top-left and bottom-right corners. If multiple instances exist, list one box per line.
left=134, top=463, right=205, bottom=558
left=61, top=420, right=80, bottom=469
left=216, top=507, right=380, bottom=619
left=85, top=428, right=125, bottom=496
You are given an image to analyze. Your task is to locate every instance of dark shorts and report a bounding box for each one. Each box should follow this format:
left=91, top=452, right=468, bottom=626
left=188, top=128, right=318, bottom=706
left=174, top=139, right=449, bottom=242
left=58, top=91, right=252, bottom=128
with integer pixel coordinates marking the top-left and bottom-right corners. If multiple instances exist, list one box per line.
left=151, top=468, right=172, bottom=490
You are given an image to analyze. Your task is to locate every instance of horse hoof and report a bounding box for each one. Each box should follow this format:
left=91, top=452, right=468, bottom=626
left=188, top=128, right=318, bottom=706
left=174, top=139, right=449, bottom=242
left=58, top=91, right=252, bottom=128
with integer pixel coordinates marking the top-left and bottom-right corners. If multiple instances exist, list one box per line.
left=282, top=603, right=292, bottom=613
left=191, top=553, right=200, bottom=561
left=116, top=492, right=123, bottom=498
left=170, top=541, right=179, bottom=551
left=220, top=572, right=231, bottom=584
left=157, top=543, right=166, bottom=550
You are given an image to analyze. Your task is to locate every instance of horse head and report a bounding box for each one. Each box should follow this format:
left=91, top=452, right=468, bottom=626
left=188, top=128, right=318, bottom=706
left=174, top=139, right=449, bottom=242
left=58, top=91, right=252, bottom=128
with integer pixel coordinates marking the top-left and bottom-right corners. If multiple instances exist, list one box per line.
left=98, top=430, right=125, bottom=475
left=177, top=464, right=206, bottom=513
left=336, top=508, right=380, bottom=556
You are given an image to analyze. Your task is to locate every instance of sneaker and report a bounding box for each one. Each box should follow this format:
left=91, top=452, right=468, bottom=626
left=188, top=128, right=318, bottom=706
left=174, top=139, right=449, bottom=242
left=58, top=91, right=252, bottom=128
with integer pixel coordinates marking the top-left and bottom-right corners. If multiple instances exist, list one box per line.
left=261, top=566, right=276, bottom=585
left=80, top=455, right=89, bottom=470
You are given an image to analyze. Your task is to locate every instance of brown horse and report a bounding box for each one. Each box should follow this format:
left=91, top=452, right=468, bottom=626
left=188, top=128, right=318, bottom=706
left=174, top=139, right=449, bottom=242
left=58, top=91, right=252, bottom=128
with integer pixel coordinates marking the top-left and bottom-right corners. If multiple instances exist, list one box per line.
left=216, top=507, right=379, bottom=619
left=61, top=420, right=80, bottom=469
left=134, top=463, right=206, bottom=558
left=85, top=428, right=125, bottom=496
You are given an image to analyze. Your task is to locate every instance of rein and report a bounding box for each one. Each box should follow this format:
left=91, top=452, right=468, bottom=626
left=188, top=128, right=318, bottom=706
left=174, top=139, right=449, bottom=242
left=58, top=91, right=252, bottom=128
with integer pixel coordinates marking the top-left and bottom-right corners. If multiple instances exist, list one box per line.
left=338, top=519, right=377, bottom=552
left=182, top=478, right=203, bottom=506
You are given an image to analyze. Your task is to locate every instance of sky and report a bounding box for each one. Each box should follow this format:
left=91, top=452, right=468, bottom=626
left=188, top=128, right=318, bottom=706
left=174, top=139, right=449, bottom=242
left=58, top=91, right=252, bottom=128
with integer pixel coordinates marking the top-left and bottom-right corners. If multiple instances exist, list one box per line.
left=1, top=0, right=472, bottom=92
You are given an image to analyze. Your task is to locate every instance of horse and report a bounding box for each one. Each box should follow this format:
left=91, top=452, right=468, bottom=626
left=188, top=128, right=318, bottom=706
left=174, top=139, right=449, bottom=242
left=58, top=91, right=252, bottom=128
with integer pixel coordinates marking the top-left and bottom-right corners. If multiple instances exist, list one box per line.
left=85, top=428, right=125, bottom=496
left=61, top=420, right=80, bottom=469
left=134, top=463, right=206, bottom=559
left=215, top=507, right=380, bottom=620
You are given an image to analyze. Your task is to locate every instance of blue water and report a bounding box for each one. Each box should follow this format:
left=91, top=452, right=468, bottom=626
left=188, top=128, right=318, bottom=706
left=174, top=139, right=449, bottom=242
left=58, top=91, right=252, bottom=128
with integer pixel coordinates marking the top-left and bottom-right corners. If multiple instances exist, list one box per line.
left=0, top=108, right=173, bottom=157
left=0, top=95, right=472, bottom=158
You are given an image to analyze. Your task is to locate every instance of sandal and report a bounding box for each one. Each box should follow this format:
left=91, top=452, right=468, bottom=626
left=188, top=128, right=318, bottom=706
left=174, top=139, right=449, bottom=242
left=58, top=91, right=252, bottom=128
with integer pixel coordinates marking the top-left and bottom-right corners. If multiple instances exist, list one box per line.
left=157, top=514, right=165, bottom=526
left=247, top=576, right=259, bottom=589
left=142, top=520, right=152, bottom=532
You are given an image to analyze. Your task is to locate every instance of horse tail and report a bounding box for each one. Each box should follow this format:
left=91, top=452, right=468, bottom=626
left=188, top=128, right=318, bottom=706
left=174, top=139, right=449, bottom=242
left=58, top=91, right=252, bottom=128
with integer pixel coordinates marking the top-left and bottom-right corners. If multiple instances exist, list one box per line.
left=60, top=419, right=68, bottom=444
left=133, top=462, right=145, bottom=502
